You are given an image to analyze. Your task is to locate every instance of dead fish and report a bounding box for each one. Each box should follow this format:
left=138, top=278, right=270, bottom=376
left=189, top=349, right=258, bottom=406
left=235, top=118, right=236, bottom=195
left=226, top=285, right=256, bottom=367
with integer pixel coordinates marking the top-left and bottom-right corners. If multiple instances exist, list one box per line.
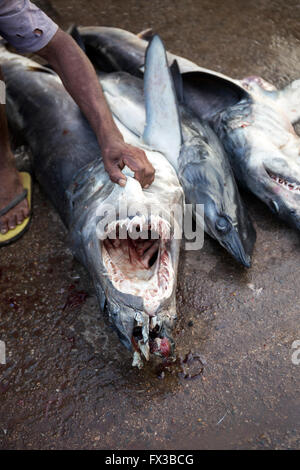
left=0, top=42, right=184, bottom=368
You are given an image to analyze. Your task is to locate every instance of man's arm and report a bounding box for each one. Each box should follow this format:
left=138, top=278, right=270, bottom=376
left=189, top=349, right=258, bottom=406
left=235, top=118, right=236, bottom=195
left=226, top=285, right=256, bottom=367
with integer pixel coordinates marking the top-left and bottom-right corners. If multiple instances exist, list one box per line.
left=38, top=28, right=155, bottom=188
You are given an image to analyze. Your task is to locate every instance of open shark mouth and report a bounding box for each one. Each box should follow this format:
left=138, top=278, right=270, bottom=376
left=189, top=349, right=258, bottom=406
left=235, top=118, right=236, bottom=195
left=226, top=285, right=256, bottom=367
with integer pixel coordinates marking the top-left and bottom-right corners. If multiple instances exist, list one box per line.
left=266, top=168, right=300, bottom=193
left=101, top=214, right=175, bottom=365
left=102, top=214, right=174, bottom=315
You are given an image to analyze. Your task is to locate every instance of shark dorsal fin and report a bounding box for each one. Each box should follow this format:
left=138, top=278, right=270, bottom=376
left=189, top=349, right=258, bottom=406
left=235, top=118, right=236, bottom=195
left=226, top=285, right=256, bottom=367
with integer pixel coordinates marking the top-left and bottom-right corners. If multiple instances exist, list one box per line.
left=143, top=35, right=182, bottom=169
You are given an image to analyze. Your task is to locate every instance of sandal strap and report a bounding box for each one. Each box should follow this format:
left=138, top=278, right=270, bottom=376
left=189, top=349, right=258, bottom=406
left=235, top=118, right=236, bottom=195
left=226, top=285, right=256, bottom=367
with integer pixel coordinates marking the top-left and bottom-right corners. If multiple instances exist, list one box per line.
left=0, top=189, right=28, bottom=218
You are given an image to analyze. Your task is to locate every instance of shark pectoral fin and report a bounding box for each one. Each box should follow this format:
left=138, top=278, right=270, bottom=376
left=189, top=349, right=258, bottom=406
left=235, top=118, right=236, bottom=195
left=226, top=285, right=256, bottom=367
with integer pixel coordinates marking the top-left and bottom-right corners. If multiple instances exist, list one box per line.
left=143, top=35, right=182, bottom=169
left=279, top=79, right=300, bottom=124
left=180, top=71, right=248, bottom=120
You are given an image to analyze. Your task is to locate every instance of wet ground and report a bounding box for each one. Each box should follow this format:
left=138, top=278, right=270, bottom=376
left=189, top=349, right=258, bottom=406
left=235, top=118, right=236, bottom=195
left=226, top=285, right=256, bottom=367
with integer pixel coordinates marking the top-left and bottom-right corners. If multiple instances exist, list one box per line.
left=0, top=0, right=300, bottom=450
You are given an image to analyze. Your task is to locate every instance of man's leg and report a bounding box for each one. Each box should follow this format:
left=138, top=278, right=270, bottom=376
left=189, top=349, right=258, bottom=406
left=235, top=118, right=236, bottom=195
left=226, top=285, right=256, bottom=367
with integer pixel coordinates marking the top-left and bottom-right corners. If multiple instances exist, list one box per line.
left=0, top=66, right=29, bottom=235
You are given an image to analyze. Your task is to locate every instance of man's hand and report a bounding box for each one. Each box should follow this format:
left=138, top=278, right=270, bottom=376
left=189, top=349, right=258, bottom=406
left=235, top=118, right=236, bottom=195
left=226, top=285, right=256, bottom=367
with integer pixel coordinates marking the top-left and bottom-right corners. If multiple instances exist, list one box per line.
left=38, top=29, right=155, bottom=190
left=102, top=137, right=155, bottom=189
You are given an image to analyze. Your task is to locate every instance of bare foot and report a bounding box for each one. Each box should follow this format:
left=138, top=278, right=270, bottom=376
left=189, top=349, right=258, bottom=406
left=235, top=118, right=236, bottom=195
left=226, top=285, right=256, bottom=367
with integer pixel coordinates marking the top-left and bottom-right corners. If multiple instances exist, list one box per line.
left=0, top=163, right=30, bottom=234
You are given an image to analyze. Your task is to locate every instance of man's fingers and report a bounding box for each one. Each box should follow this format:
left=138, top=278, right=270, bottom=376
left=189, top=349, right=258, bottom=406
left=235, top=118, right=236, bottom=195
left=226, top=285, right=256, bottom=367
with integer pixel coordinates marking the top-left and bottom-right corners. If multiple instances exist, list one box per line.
left=123, top=151, right=155, bottom=188
left=130, top=165, right=146, bottom=187
left=135, top=164, right=155, bottom=188
left=102, top=142, right=155, bottom=189
left=106, top=163, right=127, bottom=187
left=144, top=164, right=155, bottom=186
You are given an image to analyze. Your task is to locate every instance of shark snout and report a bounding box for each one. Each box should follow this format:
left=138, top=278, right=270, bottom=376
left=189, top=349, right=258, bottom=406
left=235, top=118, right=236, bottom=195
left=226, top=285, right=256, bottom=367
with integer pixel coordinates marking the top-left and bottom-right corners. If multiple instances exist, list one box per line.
left=221, top=227, right=252, bottom=268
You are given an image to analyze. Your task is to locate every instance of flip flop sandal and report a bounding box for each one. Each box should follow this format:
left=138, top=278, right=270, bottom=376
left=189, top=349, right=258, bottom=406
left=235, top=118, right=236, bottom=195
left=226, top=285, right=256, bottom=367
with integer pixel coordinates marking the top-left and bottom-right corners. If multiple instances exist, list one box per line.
left=0, top=172, right=32, bottom=247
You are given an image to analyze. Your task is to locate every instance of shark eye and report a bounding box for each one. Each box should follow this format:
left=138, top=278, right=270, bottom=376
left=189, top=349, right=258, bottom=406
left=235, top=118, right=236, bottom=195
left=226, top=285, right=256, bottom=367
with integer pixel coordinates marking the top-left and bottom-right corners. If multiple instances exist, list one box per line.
left=215, top=217, right=230, bottom=234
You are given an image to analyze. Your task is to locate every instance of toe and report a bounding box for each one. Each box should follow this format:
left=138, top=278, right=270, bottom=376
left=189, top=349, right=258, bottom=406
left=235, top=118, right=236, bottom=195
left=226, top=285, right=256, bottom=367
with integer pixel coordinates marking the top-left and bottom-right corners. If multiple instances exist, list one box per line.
left=22, top=201, right=30, bottom=219
left=0, top=218, right=9, bottom=234
left=16, top=210, right=25, bottom=225
left=8, top=213, right=17, bottom=230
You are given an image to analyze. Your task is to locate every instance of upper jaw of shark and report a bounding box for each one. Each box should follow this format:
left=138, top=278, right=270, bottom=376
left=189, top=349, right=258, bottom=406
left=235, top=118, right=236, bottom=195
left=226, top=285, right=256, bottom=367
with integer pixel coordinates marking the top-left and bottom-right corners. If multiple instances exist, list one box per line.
left=265, top=167, right=300, bottom=194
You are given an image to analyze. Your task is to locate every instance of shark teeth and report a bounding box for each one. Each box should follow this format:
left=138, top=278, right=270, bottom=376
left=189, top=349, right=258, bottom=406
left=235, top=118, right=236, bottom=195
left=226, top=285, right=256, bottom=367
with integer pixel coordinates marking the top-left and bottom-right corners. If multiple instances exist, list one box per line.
left=267, top=170, right=300, bottom=192
left=104, top=215, right=171, bottom=240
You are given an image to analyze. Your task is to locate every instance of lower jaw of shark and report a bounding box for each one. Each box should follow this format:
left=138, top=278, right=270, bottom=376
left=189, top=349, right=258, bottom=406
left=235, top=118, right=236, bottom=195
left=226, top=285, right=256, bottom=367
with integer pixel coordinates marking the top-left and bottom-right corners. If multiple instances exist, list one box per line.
left=101, top=215, right=176, bottom=365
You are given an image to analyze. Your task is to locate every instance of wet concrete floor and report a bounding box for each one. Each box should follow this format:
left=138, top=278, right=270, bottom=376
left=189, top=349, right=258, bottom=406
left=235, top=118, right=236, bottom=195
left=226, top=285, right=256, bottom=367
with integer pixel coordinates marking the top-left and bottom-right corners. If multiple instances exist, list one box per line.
left=0, top=0, right=300, bottom=449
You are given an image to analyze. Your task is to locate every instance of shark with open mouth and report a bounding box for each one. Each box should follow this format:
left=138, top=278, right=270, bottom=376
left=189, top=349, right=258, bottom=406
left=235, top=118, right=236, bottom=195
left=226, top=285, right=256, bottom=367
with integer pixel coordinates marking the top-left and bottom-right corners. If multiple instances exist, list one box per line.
left=0, top=41, right=184, bottom=367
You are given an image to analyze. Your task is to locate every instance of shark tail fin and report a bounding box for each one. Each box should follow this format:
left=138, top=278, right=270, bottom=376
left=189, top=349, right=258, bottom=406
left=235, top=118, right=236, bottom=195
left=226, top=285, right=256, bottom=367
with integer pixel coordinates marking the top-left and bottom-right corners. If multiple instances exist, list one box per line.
left=143, top=35, right=182, bottom=169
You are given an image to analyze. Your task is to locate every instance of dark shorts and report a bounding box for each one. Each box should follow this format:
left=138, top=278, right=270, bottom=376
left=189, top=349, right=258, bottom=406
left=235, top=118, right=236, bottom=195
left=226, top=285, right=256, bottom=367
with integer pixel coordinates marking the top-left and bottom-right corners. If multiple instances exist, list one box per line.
left=0, top=0, right=58, bottom=52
